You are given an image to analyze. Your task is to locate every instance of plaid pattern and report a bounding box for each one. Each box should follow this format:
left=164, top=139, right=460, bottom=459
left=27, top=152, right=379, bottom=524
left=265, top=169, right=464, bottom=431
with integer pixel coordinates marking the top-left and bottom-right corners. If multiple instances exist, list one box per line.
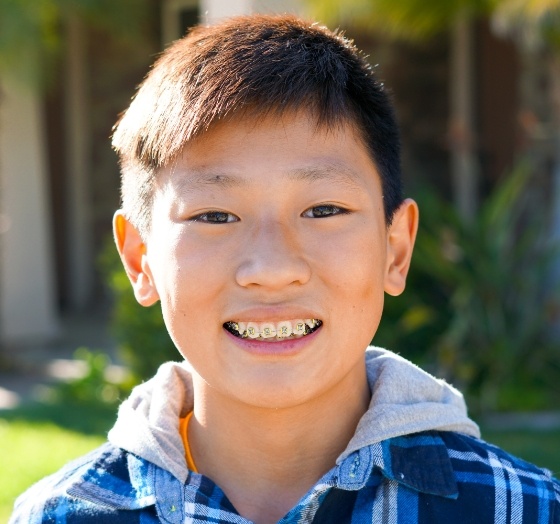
left=10, top=431, right=560, bottom=523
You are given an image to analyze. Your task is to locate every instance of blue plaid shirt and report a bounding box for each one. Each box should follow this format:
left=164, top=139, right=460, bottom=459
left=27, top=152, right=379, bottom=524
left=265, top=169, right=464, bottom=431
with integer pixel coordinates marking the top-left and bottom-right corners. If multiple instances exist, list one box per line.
left=10, top=430, right=560, bottom=523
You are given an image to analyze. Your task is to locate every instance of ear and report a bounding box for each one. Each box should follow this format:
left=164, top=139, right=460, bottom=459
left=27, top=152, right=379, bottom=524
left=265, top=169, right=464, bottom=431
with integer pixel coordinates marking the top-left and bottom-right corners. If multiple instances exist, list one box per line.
left=384, top=198, right=419, bottom=297
left=113, top=211, right=160, bottom=306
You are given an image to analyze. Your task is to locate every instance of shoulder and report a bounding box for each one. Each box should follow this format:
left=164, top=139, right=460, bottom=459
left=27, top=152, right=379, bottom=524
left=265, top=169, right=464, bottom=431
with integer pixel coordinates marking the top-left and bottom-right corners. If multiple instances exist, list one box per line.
left=374, top=430, right=560, bottom=522
left=9, top=442, right=156, bottom=523
left=440, top=431, right=560, bottom=520
left=441, top=430, right=559, bottom=479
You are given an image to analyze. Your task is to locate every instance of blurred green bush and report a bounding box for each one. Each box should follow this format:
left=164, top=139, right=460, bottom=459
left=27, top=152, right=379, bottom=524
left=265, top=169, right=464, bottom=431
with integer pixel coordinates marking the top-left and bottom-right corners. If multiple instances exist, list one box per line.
left=99, top=164, right=560, bottom=413
left=49, top=347, right=134, bottom=406
left=375, top=163, right=560, bottom=413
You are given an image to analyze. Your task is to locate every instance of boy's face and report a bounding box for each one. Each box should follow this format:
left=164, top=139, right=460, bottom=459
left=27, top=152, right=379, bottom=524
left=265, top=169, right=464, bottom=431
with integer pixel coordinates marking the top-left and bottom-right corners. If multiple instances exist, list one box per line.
left=115, top=111, right=418, bottom=409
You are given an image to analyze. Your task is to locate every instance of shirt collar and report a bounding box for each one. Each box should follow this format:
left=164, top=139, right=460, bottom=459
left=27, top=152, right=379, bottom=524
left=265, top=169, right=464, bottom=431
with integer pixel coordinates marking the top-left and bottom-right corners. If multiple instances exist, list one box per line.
left=66, top=444, right=157, bottom=511
left=69, top=433, right=459, bottom=514
left=336, top=432, right=459, bottom=499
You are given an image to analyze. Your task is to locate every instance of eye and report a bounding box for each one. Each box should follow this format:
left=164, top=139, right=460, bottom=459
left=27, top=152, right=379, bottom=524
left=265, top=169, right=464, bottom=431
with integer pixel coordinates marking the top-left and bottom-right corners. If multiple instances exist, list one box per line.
left=302, top=204, right=349, bottom=218
left=191, top=211, right=239, bottom=223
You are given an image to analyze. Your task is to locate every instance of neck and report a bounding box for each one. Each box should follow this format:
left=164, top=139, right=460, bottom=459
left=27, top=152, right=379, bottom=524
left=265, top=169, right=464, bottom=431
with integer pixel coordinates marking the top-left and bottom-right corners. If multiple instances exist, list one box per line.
left=188, top=367, right=370, bottom=524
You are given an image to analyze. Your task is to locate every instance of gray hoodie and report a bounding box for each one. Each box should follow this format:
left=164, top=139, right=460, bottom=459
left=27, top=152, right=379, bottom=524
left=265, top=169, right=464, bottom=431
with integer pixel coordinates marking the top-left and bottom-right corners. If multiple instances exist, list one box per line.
left=108, top=346, right=480, bottom=484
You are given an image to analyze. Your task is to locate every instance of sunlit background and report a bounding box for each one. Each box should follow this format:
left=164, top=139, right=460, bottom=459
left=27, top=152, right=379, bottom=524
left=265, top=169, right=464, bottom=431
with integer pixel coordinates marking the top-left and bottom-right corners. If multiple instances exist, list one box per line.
left=1, top=1, right=559, bottom=519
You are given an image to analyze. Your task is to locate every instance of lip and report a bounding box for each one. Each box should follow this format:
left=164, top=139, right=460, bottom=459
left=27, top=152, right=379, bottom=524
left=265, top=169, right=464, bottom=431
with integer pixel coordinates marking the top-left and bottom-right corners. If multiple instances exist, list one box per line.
left=224, top=305, right=323, bottom=324
left=224, top=324, right=322, bottom=357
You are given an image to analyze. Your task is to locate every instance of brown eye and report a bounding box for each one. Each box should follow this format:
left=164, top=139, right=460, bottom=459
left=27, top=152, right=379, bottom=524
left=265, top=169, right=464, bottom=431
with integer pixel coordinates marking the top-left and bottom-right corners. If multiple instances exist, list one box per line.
left=192, top=211, right=238, bottom=223
left=303, top=204, right=347, bottom=218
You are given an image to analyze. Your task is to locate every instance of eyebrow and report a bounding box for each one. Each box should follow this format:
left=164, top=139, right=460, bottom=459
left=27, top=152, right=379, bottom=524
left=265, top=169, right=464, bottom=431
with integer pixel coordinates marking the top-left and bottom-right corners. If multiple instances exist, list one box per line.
left=287, top=164, right=363, bottom=187
left=172, top=162, right=364, bottom=194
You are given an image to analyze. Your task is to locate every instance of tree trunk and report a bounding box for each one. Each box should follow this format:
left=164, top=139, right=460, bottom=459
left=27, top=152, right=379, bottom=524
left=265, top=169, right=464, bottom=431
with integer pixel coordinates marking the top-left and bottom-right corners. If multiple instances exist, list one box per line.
left=449, top=16, right=479, bottom=221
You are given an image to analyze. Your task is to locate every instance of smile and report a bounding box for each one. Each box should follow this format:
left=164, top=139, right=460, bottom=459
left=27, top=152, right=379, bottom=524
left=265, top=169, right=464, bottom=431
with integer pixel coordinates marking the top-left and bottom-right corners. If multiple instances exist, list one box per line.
left=224, top=319, right=322, bottom=341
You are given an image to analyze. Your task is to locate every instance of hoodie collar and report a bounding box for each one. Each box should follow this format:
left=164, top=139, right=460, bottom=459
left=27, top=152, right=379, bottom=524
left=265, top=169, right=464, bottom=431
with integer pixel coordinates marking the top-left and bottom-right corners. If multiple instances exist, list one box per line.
left=108, top=360, right=195, bottom=483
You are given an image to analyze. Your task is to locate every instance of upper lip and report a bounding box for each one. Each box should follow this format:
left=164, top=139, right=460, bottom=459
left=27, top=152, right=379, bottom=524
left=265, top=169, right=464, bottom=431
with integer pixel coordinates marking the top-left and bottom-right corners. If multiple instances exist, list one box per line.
left=224, top=306, right=323, bottom=323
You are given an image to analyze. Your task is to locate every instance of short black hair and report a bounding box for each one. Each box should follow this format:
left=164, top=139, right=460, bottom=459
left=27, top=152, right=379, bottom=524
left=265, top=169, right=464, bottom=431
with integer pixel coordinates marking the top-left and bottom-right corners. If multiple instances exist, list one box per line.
left=112, top=14, right=403, bottom=235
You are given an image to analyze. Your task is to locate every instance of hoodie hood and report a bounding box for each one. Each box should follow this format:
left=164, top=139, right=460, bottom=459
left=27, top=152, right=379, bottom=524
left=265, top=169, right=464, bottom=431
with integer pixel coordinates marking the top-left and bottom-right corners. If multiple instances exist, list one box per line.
left=337, top=348, right=479, bottom=463
left=108, top=347, right=480, bottom=483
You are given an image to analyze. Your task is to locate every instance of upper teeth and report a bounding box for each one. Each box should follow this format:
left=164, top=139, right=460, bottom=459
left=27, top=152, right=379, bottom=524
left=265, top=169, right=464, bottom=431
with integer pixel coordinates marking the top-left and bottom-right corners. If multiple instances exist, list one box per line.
left=227, top=319, right=321, bottom=339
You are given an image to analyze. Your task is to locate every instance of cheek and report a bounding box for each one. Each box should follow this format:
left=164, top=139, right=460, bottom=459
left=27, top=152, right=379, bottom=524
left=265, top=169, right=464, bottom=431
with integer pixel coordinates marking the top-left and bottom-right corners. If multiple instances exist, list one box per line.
left=315, top=230, right=386, bottom=338
left=149, top=235, right=225, bottom=338
left=313, top=228, right=386, bottom=295
left=152, top=228, right=223, bottom=295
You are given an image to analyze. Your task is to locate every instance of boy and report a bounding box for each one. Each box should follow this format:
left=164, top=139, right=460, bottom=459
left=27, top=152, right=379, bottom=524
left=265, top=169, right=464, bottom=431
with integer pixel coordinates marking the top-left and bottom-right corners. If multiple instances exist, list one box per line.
left=11, top=14, right=560, bottom=524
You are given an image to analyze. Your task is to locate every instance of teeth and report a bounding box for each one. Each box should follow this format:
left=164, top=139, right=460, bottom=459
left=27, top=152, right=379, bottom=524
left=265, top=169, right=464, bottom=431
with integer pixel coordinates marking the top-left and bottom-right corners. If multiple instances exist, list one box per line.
left=225, top=319, right=322, bottom=340
left=260, top=323, right=276, bottom=339
left=276, top=321, right=292, bottom=338
left=246, top=323, right=259, bottom=339
left=293, top=320, right=306, bottom=336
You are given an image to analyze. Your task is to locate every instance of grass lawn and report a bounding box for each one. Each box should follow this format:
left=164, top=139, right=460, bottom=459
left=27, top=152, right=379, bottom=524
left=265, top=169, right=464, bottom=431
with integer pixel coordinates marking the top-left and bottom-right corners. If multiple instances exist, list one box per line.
left=0, top=419, right=106, bottom=522
left=1, top=401, right=559, bottom=521
left=0, top=399, right=116, bottom=522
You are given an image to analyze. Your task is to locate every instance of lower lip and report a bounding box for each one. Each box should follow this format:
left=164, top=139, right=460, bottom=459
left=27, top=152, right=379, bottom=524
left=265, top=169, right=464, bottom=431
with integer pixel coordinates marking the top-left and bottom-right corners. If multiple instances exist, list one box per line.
left=224, top=327, right=321, bottom=356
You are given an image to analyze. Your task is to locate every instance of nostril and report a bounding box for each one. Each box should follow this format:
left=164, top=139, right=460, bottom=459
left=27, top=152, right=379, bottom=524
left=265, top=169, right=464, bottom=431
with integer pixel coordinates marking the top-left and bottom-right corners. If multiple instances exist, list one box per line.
left=234, top=247, right=312, bottom=289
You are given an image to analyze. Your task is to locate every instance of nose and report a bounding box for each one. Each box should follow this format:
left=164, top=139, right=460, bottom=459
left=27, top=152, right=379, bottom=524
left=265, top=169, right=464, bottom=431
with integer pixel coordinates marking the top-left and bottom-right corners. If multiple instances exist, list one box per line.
left=235, top=220, right=311, bottom=289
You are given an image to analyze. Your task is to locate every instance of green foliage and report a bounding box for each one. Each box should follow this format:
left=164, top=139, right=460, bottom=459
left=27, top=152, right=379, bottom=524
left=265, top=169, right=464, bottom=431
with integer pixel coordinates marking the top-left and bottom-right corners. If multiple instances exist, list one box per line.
left=492, top=0, right=560, bottom=50
left=0, top=0, right=59, bottom=86
left=0, top=0, right=149, bottom=87
left=305, top=0, right=560, bottom=43
left=99, top=240, right=179, bottom=381
left=305, top=0, right=494, bottom=40
left=375, top=163, right=560, bottom=413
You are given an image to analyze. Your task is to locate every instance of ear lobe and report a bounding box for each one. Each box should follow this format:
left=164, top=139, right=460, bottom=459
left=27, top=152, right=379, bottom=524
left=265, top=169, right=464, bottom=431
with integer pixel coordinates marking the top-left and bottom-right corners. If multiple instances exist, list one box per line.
left=113, top=211, right=160, bottom=307
left=384, top=199, right=419, bottom=297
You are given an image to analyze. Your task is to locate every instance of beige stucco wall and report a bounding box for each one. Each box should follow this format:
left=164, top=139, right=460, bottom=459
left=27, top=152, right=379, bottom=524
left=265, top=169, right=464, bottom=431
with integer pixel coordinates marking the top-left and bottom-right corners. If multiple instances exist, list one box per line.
left=201, top=0, right=302, bottom=23
left=0, top=79, right=58, bottom=344
left=201, top=0, right=252, bottom=22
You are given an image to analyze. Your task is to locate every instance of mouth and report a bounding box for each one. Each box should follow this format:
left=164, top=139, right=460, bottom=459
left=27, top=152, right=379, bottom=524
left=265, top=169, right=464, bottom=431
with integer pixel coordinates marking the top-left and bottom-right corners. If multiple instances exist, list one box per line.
left=223, top=318, right=323, bottom=341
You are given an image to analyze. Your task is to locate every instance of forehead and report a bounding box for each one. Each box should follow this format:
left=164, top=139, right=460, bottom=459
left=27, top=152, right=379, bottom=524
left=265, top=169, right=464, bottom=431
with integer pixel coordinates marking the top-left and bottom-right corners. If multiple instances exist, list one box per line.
left=156, top=110, right=379, bottom=191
